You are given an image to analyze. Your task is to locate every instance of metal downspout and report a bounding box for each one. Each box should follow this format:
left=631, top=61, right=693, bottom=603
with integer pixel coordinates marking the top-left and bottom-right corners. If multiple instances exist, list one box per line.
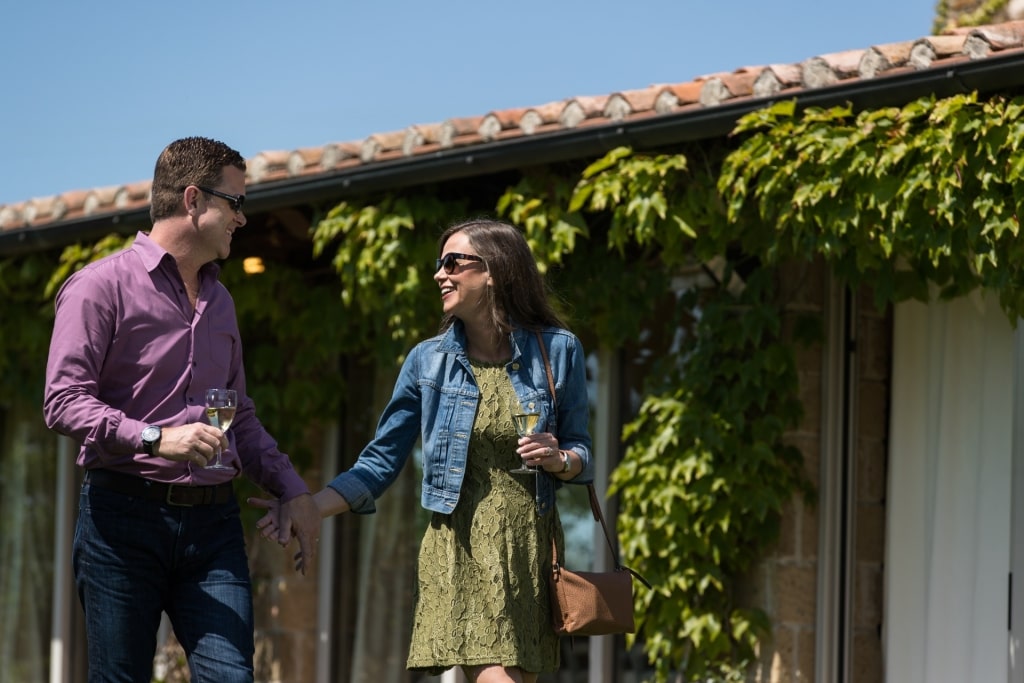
left=815, top=272, right=857, bottom=682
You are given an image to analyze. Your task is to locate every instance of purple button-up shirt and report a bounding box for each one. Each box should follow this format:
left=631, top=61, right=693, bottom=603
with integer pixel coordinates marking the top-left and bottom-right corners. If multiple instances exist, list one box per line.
left=43, top=231, right=308, bottom=501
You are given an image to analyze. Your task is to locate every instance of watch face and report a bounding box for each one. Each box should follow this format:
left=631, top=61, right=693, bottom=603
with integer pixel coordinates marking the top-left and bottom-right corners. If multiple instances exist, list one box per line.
left=142, top=426, right=161, bottom=443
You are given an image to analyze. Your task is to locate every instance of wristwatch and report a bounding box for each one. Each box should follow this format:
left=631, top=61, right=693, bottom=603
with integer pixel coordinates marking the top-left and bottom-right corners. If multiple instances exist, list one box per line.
left=141, top=425, right=162, bottom=456
left=560, top=450, right=571, bottom=473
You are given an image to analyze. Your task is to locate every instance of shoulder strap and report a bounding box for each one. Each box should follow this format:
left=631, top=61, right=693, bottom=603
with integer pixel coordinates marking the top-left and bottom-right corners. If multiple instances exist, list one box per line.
left=536, top=331, right=637, bottom=576
left=534, top=330, right=557, bottom=414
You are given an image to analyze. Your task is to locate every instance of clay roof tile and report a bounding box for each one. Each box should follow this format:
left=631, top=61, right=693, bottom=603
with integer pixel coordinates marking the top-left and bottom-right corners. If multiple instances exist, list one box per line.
left=8, top=19, right=1024, bottom=236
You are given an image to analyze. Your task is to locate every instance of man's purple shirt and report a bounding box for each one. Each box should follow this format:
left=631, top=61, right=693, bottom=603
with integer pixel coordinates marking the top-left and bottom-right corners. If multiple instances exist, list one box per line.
left=43, top=231, right=308, bottom=500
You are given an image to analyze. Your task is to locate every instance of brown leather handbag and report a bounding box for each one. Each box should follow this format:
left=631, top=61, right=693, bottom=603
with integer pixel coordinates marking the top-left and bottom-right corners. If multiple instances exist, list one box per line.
left=535, top=332, right=650, bottom=636
left=548, top=484, right=651, bottom=635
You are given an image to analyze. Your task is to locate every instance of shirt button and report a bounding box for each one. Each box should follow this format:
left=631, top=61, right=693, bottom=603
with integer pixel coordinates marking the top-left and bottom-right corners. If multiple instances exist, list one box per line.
left=512, top=363, right=520, bottom=370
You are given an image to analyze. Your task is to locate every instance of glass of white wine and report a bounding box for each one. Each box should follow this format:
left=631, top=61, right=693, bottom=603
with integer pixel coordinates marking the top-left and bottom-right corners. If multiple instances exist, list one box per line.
left=510, top=411, right=541, bottom=474
left=204, top=388, right=236, bottom=470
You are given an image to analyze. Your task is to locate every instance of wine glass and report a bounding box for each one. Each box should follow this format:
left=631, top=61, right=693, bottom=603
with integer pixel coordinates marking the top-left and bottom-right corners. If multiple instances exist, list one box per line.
left=510, top=411, right=541, bottom=474
left=204, top=388, right=236, bottom=470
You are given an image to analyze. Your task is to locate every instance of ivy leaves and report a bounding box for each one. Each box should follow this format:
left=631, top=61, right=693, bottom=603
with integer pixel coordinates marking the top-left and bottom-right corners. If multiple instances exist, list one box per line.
left=311, top=194, right=468, bottom=363
left=722, top=93, right=1024, bottom=315
left=610, top=270, right=809, bottom=682
left=0, top=253, right=61, bottom=406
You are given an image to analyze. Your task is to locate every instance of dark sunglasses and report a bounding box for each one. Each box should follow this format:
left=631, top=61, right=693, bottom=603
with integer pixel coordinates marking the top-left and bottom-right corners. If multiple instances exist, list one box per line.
left=436, top=252, right=484, bottom=274
left=197, top=186, right=246, bottom=213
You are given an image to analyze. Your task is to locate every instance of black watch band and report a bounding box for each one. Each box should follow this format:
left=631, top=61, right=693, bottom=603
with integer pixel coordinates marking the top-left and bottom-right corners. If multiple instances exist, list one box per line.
left=141, top=425, right=162, bottom=456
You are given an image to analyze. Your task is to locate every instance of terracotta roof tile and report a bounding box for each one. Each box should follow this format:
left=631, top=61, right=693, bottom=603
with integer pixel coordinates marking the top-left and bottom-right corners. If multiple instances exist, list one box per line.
left=699, top=71, right=760, bottom=106
left=951, top=19, right=1024, bottom=44
left=320, top=142, right=362, bottom=170
left=661, top=81, right=704, bottom=109
left=614, top=87, right=662, bottom=115
left=819, top=49, right=871, bottom=77
left=921, top=33, right=973, bottom=58
left=286, top=147, right=324, bottom=177
left=440, top=115, right=485, bottom=147
left=859, top=42, right=915, bottom=78
left=248, top=150, right=291, bottom=183
left=6, top=19, right=1024, bottom=235
left=0, top=205, right=22, bottom=230
left=751, top=66, right=802, bottom=98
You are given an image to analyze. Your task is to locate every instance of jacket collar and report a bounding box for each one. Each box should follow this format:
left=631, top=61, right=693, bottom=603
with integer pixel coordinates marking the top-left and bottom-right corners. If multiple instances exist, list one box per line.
left=436, top=320, right=535, bottom=362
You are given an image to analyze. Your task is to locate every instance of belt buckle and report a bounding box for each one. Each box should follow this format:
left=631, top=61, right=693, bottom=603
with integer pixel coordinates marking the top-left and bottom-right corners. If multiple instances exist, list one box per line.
left=165, top=484, right=194, bottom=507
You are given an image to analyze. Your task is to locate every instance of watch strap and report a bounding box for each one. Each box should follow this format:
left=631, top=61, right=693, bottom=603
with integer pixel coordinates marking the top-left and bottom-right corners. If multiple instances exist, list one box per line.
left=141, top=425, right=161, bottom=456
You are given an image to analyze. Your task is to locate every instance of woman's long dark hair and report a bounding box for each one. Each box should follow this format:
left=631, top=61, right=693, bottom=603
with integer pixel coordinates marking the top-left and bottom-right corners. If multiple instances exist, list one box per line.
left=437, top=218, right=566, bottom=337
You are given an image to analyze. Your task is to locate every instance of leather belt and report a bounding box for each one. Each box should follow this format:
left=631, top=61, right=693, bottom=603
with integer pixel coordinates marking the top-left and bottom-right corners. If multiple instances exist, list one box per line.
left=84, top=469, right=234, bottom=507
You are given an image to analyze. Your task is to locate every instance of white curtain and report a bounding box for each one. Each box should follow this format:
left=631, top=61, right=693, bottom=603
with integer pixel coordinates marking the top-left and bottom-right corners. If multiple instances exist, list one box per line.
left=885, top=291, right=1012, bottom=682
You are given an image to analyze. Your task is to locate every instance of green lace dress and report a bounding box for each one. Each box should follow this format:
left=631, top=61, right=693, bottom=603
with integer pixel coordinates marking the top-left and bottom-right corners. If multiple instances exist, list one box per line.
left=406, top=360, right=563, bottom=675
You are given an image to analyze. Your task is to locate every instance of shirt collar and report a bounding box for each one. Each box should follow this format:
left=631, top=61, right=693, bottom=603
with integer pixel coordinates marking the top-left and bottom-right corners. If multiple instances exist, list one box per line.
left=132, top=230, right=221, bottom=278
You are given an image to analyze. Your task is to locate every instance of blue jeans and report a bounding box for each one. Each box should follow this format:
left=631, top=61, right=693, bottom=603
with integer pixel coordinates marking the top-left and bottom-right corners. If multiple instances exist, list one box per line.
left=73, top=481, right=255, bottom=683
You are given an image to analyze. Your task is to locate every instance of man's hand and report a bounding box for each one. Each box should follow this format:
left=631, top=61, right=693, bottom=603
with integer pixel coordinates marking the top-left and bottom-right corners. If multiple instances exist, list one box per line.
left=249, top=493, right=322, bottom=574
left=280, top=493, right=321, bottom=574
left=156, top=423, right=228, bottom=467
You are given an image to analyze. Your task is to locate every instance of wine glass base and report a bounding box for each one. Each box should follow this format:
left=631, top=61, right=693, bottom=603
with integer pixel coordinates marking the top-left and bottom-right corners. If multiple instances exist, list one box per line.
left=509, top=466, right=539, bottom=474
left=205, top=463, right=231, bottom=470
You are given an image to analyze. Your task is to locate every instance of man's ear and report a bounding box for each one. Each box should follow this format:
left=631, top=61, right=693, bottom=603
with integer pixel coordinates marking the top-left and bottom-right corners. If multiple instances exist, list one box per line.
left=182, top=185, right=202, bottom=215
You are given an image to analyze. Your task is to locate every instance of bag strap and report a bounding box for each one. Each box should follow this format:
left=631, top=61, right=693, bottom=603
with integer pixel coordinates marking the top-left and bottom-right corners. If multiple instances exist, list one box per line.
left=536, top=330, right=619, bottom=557
left=535, top=331, right=650, bottom=589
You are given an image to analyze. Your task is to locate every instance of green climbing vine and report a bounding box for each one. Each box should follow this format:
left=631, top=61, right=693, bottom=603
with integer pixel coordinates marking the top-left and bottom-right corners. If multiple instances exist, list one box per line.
left=934, top=0, right=1008, bottom=33
left=0, top=253, right=58, bottom=406
left=8, top=87, right=1024, bottom=681
left=608, top=270, right=816, bottom=681
left=720, top=94, right=1024, bottom=318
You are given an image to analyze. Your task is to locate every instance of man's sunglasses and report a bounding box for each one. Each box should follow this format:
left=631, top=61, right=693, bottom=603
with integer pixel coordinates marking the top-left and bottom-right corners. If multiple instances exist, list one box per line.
left=197, top=186, right=246, bottom=213
left=436, top=252, right=484, bottom=274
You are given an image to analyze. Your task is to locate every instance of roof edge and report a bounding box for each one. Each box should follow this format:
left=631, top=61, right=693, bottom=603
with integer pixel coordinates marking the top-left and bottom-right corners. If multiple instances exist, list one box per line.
left=3, top=50, right=1023, bottom=257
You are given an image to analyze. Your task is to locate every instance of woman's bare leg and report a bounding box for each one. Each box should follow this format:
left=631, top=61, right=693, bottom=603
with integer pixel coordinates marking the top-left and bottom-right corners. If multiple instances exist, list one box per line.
left=463, top=664, right=538, bottom=683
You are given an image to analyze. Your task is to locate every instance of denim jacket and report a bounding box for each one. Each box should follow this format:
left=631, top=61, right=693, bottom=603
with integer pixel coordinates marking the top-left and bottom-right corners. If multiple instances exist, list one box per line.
left=328, top=323, right=594, bottom=516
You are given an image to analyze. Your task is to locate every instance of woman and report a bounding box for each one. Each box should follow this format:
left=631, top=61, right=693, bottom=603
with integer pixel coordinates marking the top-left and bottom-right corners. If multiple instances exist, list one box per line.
left=254, top=218, right=593, bottom=682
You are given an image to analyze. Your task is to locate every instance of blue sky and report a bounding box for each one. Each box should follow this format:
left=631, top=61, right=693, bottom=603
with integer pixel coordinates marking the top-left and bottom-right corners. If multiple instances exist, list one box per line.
left=0, top=0, right=939, bottom=206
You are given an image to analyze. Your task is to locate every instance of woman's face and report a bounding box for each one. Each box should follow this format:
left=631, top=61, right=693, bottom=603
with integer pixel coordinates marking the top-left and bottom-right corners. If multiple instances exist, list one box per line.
left=434, top=231, right=491, bottom=321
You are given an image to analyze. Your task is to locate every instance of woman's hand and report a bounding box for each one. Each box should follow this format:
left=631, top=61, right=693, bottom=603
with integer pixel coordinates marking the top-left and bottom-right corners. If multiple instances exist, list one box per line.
left=516, top=431, right=562, bottom=472
left=249, top=488, right=350, bottom=573
left=249, top=494, right=321, bottom=574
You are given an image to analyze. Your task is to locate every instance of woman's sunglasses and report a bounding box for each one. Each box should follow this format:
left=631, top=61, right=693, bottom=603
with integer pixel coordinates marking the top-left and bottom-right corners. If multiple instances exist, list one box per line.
left=436, top=252, right=484, bottom=274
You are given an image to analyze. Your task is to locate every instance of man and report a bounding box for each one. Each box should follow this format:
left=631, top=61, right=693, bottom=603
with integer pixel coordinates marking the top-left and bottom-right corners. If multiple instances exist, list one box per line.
left=43, top=136, right=319, bottom=682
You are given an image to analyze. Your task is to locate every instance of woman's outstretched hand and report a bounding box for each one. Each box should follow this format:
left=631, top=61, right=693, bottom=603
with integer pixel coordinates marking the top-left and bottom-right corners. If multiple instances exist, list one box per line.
left=249, top=488, right=349, bottom=574
left=249, top=493, right=321, bottom=574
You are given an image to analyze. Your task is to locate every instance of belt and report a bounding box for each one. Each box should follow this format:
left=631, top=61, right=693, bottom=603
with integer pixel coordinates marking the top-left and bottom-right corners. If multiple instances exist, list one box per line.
left=84, top=469, right=234, bottom=507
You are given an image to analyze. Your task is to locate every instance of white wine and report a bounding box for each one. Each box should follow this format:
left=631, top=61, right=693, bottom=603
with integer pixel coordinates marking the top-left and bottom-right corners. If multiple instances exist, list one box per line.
left=214, top=406, right=235, bottom=432
left=206, top=406, right=236, bottom=432
left=204, top=388, right=237, bottom=470
left=512, top=412, right=539, bottom=436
